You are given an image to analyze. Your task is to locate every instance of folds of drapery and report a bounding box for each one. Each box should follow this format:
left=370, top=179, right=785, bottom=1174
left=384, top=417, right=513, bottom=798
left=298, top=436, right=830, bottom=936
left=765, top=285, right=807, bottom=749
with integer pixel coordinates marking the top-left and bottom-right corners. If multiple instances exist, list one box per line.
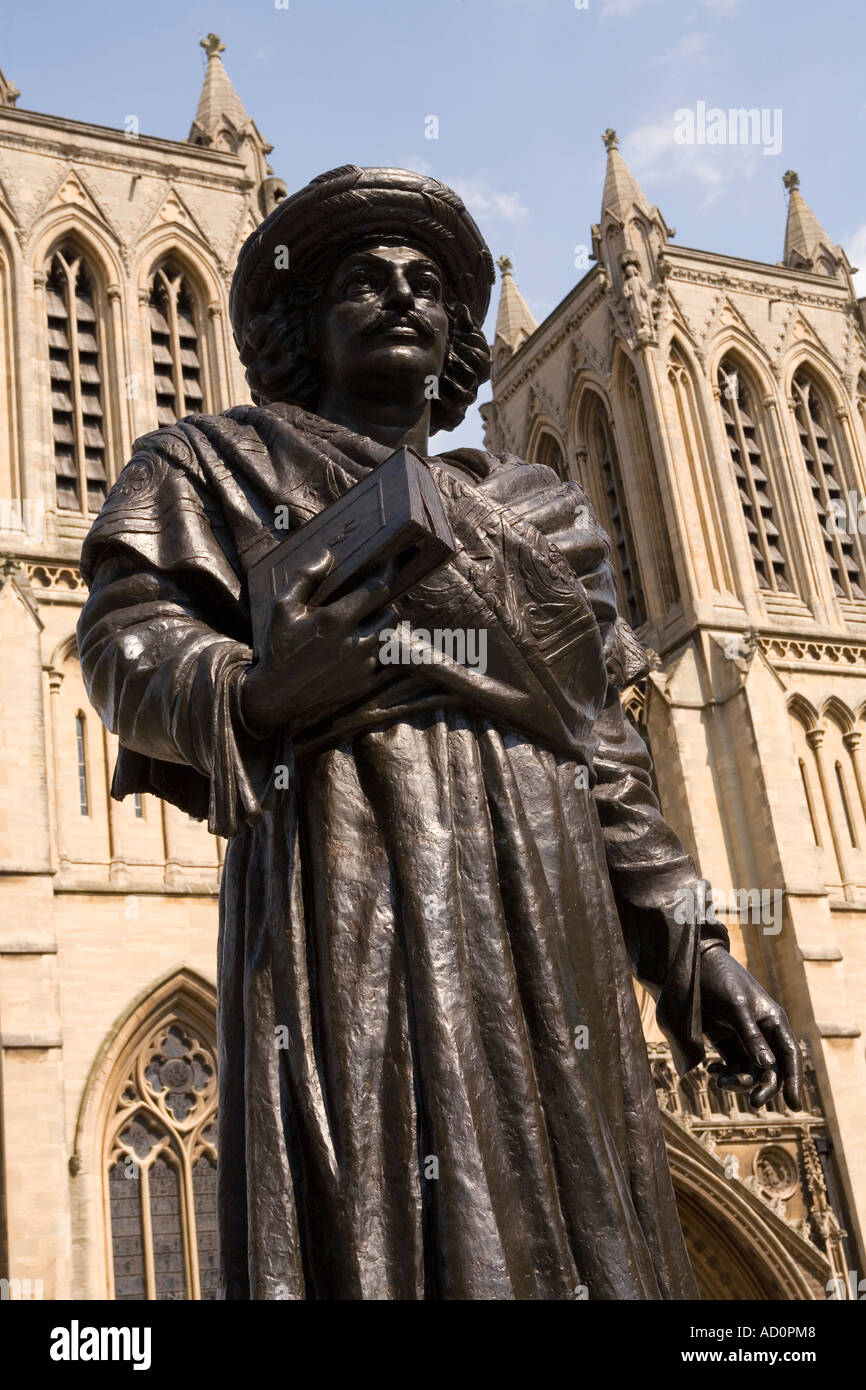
left=77, top=404, right=728, bottom=1084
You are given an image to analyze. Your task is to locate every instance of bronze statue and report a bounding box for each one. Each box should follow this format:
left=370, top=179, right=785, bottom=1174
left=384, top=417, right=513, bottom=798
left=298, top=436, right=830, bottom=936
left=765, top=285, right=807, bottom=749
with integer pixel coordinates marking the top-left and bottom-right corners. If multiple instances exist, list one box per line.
left=77, top=166, right=802, bottom=1300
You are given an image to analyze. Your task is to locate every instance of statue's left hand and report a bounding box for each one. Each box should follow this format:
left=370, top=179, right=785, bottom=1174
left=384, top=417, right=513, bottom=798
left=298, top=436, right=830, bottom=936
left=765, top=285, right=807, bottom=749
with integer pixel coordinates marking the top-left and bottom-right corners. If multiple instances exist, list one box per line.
left=699, top=947, right=803, bottom=1111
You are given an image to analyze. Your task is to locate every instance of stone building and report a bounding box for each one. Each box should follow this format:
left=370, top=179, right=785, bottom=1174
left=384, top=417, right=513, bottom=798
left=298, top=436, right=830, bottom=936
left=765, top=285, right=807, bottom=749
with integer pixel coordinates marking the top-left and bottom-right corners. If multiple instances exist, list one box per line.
left=0, top=34, right=862, bottom=1297
left=0, top=35, right=284, bottom=1301
left=484, top=128, right=866, bottom=1298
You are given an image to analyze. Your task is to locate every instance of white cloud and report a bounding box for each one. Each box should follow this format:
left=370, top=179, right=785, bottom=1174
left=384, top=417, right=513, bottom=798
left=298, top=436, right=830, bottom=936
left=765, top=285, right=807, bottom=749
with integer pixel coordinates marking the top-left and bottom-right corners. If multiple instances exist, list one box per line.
left=398, top=154, right=436, bottom=178
left=450, top=175, right=529, bottom=223
left=652, top=33, right=711, bottom=65
left=622, top=116, right=760, bottom=211
left=397, top=160, right=528, bottom=223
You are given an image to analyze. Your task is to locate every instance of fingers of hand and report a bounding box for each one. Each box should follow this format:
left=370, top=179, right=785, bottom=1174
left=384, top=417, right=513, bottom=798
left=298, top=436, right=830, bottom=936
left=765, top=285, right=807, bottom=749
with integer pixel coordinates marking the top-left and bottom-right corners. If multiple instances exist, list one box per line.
left=759, top=1012, right=803, bottom=1112
left=709, top=1019, right=800, bottom=1110
left=278, top=548, right=335, bottom=610
left=748, top=1065, right=781, bottom=1109
left=325, top=564, right=396, bottom=630
left=719, top=1013, right=778, bottom=1106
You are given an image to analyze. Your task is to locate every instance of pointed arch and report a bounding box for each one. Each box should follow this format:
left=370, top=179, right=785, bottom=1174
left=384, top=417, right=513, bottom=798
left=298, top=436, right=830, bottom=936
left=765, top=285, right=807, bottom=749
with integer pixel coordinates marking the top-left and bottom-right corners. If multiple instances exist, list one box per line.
left=708, top=325, right=776, bottom=387
left=527, top=418, right=567, bottom=479
left=48, top=631, right=79, bottom=671
left=40, top=233, right=116, bottom=516
left=146, top=257, right=210, bottom=422
left=822, top=696, right=855, bottom=736
left=714, top=348, right=793, bottom=595
left=787, top=692, right=820, bottom=731
left=788, top=692, right=866, bottom=892
left=30, top=208, right=125, bottom=292
left=136, top=227, right=223, bottom=307
left=784, top=343, right=850, bottom=413
left=664, top=1115, right=829, bottom=1299
left=788, top=695, right=832, bottom=871
left=74, top=969, right=218, bottom=1301
left=137, top=236, right=224, bottom=423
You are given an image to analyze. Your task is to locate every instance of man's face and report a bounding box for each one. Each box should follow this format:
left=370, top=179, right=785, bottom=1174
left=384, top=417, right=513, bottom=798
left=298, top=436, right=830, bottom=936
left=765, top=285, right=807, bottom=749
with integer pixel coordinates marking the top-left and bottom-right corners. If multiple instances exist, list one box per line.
left=315, top=243, right=450, bottom=406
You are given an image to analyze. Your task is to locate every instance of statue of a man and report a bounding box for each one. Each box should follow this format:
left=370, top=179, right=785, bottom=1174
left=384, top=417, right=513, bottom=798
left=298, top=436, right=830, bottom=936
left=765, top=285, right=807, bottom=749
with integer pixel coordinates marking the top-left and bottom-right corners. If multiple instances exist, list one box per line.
left=77, top=166, right=801, bottom=1300
left=621, top=252, right=655, bottom=342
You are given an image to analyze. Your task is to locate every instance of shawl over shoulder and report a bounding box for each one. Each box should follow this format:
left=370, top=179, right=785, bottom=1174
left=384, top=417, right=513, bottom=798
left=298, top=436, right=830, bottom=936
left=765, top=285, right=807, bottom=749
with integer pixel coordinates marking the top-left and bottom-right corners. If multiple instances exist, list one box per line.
left=78, top=404, right=727, bottom=1085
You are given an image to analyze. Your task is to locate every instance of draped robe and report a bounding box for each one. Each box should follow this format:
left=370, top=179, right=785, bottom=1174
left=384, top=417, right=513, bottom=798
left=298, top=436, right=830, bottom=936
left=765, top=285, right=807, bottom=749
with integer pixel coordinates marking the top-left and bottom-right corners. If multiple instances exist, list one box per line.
left=77, top=402, right=727, bottom=1300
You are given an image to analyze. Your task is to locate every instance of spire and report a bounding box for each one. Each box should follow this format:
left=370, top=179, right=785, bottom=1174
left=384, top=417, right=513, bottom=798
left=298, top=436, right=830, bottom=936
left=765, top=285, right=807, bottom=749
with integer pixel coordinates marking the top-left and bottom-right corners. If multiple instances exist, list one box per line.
left=188, top=33, right=253, bottom=149
left=599, top=128, right=652, bottom=223
left=591, top=129, right=672, bottom=305
left=782, top=170, right=841, bottom=277
left=187, top=34, right=282, bottom=211
left=492, top=255, right=537, bottom=372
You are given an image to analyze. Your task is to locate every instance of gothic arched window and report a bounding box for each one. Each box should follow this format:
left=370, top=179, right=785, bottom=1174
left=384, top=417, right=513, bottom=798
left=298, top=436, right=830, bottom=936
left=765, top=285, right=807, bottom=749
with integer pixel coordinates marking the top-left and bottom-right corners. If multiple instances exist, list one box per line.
left=792, top=368, right=865, bottom=600
left=789, top=701, right=866, bottom=896
left=668, top=344, right=730, bottom=596
left=717, top=356, right=791, bottom=593
left=579, top=394, right=646, bottom=628
left=105, top=1014, right=218, bottom=1300
left=535, top=431, right=566, bottom=478
left=620, top=364, right=679, bottom=613
left=148, top=262, right=207, bottom=425
left=45, top=246, right=108, bottom=514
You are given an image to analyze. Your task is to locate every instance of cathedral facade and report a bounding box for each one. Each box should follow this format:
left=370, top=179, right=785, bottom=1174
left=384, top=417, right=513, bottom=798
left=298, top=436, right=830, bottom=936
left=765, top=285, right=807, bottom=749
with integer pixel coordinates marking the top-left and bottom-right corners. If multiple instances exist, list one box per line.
left=484, top=129, right=866, bottom=1299
left=0, top=42, right=862, bottom=1298
left=0, top=36, right=284, bottom=1301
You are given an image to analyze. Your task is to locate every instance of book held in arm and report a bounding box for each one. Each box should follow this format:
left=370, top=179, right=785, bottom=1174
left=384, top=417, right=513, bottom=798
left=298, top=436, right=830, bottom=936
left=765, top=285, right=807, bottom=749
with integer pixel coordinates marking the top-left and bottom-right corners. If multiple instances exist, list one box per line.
left=247, top=446, right=457, bottom=658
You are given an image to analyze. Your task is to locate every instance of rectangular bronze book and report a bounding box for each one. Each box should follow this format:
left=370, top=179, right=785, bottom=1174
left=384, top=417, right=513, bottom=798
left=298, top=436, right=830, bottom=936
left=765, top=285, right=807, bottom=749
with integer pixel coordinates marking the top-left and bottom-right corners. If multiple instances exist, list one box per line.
left=248, top=446, right=456, bottom=657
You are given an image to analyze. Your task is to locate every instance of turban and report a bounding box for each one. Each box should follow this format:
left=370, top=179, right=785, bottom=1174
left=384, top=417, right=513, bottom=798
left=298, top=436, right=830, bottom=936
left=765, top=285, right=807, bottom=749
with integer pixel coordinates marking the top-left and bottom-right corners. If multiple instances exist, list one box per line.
left=229, top=165, right=496, bottom=349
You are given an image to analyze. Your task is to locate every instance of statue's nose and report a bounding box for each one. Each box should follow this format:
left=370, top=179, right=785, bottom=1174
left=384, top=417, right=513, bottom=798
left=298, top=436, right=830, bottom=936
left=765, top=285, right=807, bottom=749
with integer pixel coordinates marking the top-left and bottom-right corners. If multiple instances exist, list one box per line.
left=383, top=274, right=414, bottom=310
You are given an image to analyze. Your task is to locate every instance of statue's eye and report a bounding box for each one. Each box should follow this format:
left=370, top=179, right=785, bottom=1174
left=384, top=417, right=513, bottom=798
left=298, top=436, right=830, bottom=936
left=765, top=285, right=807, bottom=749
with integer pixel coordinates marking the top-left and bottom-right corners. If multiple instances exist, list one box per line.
left=414, top=273, right=441, bottom=299
left=343, top=270, right=376, bottom=294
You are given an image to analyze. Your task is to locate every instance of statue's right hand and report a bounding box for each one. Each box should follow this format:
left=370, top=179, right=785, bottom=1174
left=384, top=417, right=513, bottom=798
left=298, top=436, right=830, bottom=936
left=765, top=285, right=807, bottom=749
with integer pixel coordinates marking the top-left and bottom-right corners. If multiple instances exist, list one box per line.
left=241, top=547, right=396, bottom=733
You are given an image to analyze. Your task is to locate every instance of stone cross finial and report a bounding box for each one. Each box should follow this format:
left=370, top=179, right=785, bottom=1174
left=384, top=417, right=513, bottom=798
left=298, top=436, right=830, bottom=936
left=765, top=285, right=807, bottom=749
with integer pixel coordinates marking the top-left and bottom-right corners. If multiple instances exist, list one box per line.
left=783, top=170, right=800, bottom=193
left=602, top=128, right=619, bottom=151
left=201, top=33, right=226, bottom=60
left=497, top=255, right=513, bottom=278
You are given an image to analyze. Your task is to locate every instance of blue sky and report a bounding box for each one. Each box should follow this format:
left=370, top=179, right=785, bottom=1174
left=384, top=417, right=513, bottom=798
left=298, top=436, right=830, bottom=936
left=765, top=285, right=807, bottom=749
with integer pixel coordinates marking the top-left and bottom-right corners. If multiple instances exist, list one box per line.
left=2, top=0, right=863, bottom=450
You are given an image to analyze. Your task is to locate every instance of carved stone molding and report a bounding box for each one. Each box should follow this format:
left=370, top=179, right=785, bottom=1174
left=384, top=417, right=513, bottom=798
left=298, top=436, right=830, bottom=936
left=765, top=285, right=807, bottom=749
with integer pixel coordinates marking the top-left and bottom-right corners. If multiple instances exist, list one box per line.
left=650, top=1040, right=846, bottom=1281
left=22, top=560, right=86, bottom=595
left=494, top=281, right=608, bottom=405
left=664, top=265, right=847, bottom=313
left=760, top=635, right=866, bottom=669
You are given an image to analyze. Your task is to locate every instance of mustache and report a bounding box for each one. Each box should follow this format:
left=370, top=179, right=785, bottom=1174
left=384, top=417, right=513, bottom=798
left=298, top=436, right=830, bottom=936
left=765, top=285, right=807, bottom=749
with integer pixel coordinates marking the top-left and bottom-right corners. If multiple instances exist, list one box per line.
left=361, top=309, right=436, bottom=340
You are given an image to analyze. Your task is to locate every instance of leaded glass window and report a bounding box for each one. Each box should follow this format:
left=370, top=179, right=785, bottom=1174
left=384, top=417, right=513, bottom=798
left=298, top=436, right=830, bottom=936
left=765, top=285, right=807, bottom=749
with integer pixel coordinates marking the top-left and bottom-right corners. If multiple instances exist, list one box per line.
left=106, top=1019, right=218, bottom=1300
